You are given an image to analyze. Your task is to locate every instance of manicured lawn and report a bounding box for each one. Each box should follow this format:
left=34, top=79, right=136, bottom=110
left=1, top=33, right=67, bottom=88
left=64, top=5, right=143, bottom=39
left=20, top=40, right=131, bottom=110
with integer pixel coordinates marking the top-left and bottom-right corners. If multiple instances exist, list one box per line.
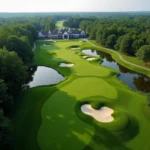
left=13, top=40, right=150, bottom=150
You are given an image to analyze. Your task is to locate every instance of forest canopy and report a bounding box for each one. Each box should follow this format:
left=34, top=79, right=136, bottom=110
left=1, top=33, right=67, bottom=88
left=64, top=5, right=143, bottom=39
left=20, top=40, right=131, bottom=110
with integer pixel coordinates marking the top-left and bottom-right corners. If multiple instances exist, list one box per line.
left=63, top=16, right=150, bottom=62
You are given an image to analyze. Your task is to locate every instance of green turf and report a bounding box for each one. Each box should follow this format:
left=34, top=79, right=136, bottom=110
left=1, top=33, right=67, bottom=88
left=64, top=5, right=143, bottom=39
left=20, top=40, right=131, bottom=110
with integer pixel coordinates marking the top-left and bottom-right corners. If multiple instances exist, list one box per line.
left=13, top=40, right=150, bottom=150
left=56, top=20, right=65, bottom=29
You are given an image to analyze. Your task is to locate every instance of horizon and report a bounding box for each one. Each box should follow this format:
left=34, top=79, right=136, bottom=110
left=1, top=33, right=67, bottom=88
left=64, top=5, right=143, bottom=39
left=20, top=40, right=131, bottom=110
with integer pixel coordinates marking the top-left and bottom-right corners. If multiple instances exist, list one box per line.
left=0, top=0, right=150, bottom=12
left=1, top=11, right=150, bottom=13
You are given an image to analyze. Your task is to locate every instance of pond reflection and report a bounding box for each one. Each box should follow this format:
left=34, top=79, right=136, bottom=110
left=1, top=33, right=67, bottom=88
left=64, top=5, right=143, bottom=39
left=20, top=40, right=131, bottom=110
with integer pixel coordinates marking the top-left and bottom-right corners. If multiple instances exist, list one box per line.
left=27, top=66, right=64, bottom=88
left=82, top=49, right=150, bottom=93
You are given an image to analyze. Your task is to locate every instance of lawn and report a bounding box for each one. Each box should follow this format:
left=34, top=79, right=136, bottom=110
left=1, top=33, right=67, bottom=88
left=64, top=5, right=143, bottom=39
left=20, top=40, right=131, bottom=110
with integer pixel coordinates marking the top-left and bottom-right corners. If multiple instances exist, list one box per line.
left=13, top=40, right=150, bottom=150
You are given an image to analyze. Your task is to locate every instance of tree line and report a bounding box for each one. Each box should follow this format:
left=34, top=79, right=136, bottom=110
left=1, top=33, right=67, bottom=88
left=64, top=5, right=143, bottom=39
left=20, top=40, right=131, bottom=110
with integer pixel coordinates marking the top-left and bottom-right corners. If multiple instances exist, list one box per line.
left=0, top=23, right=38, bottom=150
left=63, top=17, right=96, bottom=28
left=64, top=16, right=150, bottom=63
left=0, top=16, right=56, bottom=31
left=81, top=16, right=150, bottom=63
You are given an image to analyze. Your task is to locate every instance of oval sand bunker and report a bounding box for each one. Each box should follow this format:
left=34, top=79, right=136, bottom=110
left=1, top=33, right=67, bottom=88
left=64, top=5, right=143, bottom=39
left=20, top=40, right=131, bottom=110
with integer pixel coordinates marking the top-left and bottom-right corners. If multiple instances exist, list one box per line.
left=71, top=48, right=80, bottom=50
left=59, top=63, right=74, bottom=67
left=86, top=58, right=96, bottom=61
left=82, top=56, right=88, bottom=58
left=81, top=104, right=114, bottom=123
left=43, top=44, right=51, bottom=46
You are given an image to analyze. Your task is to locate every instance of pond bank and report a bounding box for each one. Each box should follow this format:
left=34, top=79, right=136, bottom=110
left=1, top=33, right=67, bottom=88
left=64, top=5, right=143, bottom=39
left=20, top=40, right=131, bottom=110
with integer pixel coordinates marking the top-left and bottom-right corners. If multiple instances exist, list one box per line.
left=87, top=40, right=150, bottom=77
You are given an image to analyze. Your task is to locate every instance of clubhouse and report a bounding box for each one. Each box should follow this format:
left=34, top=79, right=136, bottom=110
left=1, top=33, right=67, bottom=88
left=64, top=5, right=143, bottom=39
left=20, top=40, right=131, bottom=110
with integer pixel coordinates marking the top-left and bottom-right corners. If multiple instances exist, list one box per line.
left=38, top=29, right=87, bottom=39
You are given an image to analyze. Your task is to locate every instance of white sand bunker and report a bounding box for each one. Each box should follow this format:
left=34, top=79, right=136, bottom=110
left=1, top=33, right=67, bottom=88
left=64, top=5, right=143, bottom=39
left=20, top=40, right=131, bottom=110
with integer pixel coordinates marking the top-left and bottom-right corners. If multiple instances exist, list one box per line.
left=71, top=48, right=80, bottom=50
left=81, top=104, right=114, bottom=123
left=86, top=58, right=96, bottom=61
left=43, top=44, right=51, bottom=46
left=59, top=63, right=74, bottom=67
left=82, top=56, right=88, bottom=58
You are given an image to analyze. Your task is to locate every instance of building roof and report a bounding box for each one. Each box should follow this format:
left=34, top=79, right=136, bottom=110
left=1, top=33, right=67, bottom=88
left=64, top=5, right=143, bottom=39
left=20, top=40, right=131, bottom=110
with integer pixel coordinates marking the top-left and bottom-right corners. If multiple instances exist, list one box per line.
left=51, top=30, right=59, bottom=35
left=40, top=29, right=86, bottom=36
left=70, top=30, right=81, bottom=34
left=41, top=31, right=48, bottom=36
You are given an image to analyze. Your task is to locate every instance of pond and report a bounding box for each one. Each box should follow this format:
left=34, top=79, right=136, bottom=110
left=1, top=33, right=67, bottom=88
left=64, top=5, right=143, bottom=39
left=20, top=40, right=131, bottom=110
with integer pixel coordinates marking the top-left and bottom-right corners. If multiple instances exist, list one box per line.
left=82, top=49, right=150, bottom=93
left=27, top=66, right=64, bottom=88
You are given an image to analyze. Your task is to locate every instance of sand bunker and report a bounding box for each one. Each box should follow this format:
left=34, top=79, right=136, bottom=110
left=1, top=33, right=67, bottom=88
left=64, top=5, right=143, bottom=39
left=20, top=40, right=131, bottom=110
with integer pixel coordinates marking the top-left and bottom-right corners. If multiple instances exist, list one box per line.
left=43, top=44, right=51, bottom=46
left=59, top=63, right=74, bottom=67
left=82, top=56, right=88, bottom=58
left=86, top=58, right=96, bottom=61
left=81, top=104, right=114, bottom=123
left=71, top=48, right=80, bottom=50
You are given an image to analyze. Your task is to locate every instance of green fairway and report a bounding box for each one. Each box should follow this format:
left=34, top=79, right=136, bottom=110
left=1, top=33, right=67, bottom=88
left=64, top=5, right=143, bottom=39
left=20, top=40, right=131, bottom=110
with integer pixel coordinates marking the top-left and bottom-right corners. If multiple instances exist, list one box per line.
left=56, top=20, right=65, bottom=29
left=13, top=40, right=150, bottom=150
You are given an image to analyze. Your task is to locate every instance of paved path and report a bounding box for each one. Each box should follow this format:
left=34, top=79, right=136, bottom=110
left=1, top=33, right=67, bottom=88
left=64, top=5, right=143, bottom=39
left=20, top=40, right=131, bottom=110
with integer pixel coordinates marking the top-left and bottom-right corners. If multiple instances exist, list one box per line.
left=32, top=42, right=36, bottom=51
left=86, top=40, right=150, bottom=72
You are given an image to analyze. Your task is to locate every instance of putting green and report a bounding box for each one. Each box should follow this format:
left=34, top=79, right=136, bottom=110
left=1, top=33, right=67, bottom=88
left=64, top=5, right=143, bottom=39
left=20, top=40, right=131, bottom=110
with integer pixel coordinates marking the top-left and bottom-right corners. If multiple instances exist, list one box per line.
left=13, top=40, right=150, bottom=150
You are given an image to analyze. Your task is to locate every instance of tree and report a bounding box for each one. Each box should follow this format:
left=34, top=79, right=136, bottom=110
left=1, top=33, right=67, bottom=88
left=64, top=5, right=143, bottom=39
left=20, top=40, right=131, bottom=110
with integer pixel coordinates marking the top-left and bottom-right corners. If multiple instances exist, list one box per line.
left=22, top=24, right=38, bottom=41
left=20, top=36, right=32, bottom=49
left=0, top=80, right=13, bottom=112
left=6, top=35, right=33, bottom=62
left=106, top=34, right=116, bottom=48
left=0, top=80, right=7, bottom=106
left=0, top=26, right=11, bottom=48
left=114, top=36, right=124, bottom=50
left=147, top=94, right=150, bottom=106
left=11, top=25, right=34, bottom=45
left=132, top=40, right=139, bottom=53
left=0, top=109, right=12, bottom=150
left=79, top=20, right=92, bottom=30
left=0, top=49, right=27, bottom=96
left=120, top=35, right=133, bottom=54
left=90, top=26, right=97, bottom=40
left=136, top=45, right=150, bottom=63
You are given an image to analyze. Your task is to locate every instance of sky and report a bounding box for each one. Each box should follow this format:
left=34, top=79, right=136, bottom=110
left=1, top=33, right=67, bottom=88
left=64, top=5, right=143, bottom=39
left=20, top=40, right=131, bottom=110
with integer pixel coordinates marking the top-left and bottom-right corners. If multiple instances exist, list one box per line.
left=0, top=0, right=150, bottom=12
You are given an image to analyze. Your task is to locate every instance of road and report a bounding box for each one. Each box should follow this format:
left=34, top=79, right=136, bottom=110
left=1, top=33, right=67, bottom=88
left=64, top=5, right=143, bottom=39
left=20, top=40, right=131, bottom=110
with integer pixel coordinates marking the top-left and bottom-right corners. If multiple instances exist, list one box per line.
left=32, top=42, right=36, bottom=51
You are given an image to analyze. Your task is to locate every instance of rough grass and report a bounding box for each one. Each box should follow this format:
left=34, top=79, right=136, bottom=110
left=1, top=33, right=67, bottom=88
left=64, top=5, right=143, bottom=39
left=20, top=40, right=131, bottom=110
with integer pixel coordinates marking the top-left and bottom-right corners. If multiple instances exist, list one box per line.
left=13, top=40, right=150, bottom=150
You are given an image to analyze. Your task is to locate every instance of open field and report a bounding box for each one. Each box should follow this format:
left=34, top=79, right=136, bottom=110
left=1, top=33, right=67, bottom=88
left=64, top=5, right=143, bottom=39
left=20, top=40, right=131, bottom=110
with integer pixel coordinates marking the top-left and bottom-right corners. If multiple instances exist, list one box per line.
left=13, top=40, right=150, bottom=150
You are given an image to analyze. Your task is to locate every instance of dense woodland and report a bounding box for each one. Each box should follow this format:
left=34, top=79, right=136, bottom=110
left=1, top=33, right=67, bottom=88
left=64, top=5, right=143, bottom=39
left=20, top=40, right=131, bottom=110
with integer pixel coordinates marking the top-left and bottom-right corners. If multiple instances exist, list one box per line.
left=0, top=16, right=59, bottom=150
left=64, top=16, right=150, bottom=63
left=0, top=22, right=38, bottom=149
left=63, top=17, right=96, bottom=28
left=0, top=16, right=56, bottom=31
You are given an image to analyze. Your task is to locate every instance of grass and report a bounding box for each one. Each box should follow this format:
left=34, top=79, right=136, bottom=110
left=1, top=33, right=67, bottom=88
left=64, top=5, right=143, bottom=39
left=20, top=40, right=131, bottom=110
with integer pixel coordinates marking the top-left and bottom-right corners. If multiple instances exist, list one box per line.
left=56, top=20, right=65, bottom=29
left=13, top=39, right=150, bottom=150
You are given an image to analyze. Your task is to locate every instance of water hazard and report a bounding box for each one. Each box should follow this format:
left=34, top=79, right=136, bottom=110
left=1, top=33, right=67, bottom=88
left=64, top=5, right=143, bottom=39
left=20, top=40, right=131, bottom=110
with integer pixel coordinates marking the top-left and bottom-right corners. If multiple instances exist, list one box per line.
left=82, top=49, right=150, bottom=93
left=27, top=66, right=64, bottom=88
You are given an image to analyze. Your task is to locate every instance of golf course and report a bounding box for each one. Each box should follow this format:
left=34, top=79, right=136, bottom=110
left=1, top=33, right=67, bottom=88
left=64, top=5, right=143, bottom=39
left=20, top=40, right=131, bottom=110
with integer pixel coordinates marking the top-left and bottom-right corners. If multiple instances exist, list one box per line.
left=13, top=40, right=150, bottom=150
